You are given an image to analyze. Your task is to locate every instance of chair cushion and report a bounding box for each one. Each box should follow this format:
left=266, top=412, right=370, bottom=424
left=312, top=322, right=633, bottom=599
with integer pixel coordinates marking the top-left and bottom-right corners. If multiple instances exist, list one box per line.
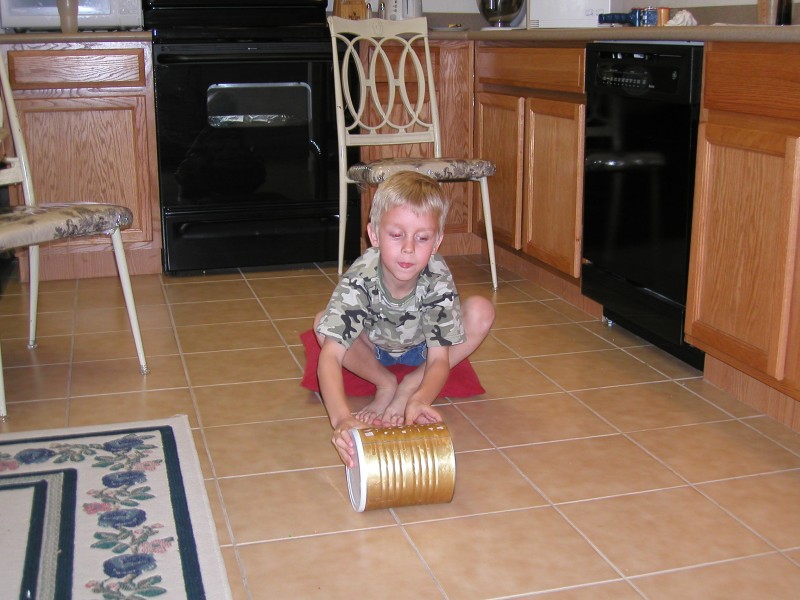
left=0, top=203, right=133, bottom=251
left=348, top=157, right=496, bottom=185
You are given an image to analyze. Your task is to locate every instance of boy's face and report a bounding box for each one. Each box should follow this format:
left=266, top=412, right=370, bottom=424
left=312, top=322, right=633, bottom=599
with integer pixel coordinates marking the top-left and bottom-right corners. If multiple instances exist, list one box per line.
left=367, top=205, right=443, bottom=296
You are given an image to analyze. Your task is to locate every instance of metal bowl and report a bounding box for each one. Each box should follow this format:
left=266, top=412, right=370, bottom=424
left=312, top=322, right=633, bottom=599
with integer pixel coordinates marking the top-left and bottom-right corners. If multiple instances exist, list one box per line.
left=477, top=0, right=525, bottom=27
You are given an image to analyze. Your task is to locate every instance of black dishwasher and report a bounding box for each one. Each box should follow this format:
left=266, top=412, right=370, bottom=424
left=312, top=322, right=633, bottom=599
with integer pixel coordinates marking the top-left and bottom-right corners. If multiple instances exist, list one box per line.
left=582, top=42, right=704, bottom=368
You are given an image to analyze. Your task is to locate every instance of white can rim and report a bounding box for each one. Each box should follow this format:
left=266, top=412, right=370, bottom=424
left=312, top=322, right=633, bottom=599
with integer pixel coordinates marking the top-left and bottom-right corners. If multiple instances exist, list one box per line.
left=345, top=427, right=367, bottom=512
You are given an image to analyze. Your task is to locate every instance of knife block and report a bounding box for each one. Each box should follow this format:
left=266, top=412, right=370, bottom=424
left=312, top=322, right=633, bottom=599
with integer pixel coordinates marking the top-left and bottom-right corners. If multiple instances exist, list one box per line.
left=333, top=0, right=368, bottom=20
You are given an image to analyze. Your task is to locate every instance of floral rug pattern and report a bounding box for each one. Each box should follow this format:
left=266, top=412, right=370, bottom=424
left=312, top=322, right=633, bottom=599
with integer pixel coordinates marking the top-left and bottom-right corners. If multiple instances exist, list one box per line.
left=0, top=418, right=228, bottom=600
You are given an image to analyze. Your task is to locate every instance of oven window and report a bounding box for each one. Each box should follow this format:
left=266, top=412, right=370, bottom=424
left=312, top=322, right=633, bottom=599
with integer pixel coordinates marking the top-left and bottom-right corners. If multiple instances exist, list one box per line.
left=207, top=83, right=311, bottom=129
left=171, top=82, right=319, bottom=203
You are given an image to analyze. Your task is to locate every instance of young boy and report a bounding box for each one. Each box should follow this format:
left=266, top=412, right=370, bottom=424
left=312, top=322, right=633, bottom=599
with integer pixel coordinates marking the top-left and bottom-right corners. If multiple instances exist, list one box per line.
left=315, top=171, right=495, bottom=467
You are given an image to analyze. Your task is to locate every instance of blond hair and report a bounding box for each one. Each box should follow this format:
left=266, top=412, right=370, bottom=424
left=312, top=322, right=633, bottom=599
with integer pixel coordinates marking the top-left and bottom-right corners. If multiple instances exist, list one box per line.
left=369, top=171, right=449, bottom=234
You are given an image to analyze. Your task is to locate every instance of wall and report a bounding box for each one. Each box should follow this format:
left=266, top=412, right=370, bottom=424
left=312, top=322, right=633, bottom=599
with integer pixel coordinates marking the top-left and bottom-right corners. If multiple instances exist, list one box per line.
left=328, top=0, right=763, bottom=25
left=420, top=0, right=756, bottom=12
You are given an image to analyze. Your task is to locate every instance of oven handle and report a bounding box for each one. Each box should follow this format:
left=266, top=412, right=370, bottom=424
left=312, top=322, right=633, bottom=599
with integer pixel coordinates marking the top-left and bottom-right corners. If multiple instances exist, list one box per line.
left=157, top=53, right=330, bottom=65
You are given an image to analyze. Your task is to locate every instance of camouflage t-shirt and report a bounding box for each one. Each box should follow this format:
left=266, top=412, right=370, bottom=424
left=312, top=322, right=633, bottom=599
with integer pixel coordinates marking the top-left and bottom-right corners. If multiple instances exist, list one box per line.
left=316, top=247, right=465, bottom=356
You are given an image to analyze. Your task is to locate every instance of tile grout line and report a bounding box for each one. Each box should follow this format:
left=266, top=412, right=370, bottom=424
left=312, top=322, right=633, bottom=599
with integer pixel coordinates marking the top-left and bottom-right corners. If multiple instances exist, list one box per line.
left=158, top=270, right=250, bottom=598
left=63, top=277, right=81, bottom=426
left=456, top=300, right=800, bottom=594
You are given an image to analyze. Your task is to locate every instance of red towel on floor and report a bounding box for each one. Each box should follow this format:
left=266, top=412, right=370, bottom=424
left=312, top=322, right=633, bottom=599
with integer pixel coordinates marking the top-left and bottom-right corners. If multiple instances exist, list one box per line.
left=300, top=329, right=485, bottom=398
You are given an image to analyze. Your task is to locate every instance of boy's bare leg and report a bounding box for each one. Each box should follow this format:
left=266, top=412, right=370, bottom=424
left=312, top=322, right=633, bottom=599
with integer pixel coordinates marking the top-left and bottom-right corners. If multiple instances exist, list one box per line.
left=341, top=335, right=399, bottom=425
left=378, top=295, right=495, bottom=426
left=314, top=312, right=398, bottom=425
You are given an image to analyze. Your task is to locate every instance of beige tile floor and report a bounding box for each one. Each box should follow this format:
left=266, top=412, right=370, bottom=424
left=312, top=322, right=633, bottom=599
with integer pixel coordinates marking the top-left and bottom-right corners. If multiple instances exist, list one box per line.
left=2, top=255, right=800, bottom=599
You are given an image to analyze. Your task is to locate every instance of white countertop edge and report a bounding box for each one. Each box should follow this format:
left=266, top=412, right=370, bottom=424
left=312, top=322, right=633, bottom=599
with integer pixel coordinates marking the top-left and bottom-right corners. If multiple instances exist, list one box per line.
left=430, top=24, right=800, bottom=43
left=0, top=24, right=795, bottom=46
left=0, top=30, right=151, bottom=43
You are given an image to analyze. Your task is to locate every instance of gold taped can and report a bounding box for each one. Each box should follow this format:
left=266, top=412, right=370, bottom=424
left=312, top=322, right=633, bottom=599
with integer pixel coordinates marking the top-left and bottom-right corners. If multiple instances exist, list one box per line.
left=346, top=423, right=456, bottom=512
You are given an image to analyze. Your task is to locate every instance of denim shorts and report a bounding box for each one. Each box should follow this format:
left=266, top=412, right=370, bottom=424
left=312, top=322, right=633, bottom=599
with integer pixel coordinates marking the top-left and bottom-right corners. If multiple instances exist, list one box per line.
left=375, top=342, right=427, bottom=367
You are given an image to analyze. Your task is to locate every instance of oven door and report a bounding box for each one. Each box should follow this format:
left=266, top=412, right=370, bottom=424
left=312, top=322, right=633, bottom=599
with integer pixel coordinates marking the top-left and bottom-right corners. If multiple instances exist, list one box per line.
left=153, top=41, right=359, bottom=273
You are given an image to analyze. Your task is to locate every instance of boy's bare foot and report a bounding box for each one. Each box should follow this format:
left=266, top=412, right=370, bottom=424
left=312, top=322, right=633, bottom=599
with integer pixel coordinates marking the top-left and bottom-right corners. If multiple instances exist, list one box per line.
left=355, top=382, right=396, bottom=425
left=377, top=375, right=417, bottom=426
left=378, top=398, right=405, bottom=426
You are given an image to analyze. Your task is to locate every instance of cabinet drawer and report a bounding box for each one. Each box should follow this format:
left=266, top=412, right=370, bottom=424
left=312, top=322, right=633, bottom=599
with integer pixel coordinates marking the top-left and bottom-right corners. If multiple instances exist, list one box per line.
left=704, top=42, right=800, bottom=121
left=476, top=46, right=584, bottom=94
left=8, top=49, right=145, bottom=90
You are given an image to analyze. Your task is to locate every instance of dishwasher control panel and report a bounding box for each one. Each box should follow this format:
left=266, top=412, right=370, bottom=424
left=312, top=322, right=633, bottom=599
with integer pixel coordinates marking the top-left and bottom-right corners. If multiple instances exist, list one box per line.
left=587, top=43, right=704, bottom=102
left=597, top=65, right=651, bottom=90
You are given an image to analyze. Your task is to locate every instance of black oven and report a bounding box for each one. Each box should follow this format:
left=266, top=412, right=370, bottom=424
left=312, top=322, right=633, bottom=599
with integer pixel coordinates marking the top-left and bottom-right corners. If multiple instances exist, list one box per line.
left=145, top=0, right=360, bottom=274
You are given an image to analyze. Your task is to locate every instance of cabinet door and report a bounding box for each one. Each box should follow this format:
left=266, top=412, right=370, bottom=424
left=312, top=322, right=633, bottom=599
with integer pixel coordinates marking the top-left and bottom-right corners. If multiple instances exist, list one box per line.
left=685, top=120, right=800, bottom=380
left=17, top=95, right=153, bottom=243
left=522, top=97, right=584, bottom=277
left=475, top=91, right=523, bottom=249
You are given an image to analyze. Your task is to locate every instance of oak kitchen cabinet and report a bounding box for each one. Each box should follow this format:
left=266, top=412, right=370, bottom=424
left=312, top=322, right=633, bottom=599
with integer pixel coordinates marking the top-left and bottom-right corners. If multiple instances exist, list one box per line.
left=475, top=43, right=585, bottom=278
left=2, top=38, right=160, bottom=280
left=686, top=42, right=800, bottom=400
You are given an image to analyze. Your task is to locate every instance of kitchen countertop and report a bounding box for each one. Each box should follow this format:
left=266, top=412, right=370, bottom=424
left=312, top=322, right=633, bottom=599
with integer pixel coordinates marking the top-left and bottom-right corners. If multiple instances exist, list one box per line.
left=0, top=30, right=151, bottom=44
left=0, top=24, right=797, bottom=45
left=429, top=24, right=800, bottom=44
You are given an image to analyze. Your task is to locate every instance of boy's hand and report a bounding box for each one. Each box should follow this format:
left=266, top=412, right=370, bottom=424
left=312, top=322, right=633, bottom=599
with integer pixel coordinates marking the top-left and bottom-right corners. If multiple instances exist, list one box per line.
left=332, top=416, right=368, bottom=469
left=405, top=400, right=443, bottom=425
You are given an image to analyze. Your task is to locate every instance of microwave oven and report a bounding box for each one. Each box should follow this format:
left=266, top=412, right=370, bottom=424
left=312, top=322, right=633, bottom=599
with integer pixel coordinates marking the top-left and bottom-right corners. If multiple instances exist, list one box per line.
left=0, top=0, right=142, bottom=31
left=527, top=0, right=628, bottom=28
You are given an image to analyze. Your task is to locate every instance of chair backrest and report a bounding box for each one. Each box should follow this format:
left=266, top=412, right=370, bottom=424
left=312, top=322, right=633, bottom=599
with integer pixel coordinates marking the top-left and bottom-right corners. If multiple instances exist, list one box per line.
left=327, top=16, right=442, bottom=161
left=0, top=54, right=35, bottom=206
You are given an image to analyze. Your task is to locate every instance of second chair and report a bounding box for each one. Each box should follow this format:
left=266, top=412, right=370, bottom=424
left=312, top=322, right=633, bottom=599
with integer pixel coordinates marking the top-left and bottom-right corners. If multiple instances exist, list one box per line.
left=0, top=53, right=148, bottom=420
left=327, top=16, right=498, bottom=289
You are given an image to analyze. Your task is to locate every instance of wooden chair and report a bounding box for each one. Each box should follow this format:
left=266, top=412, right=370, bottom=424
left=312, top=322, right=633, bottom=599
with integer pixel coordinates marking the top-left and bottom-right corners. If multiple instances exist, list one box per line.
left=0, top=55, right=148, bottom=420
left=327, top=16, right=498, bottom=289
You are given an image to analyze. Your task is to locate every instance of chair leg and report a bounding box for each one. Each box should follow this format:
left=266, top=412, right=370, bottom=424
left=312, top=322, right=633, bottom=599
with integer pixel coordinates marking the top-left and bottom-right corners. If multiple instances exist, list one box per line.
left=27, top=244, right=39, bottom=349
left=479, top=177, right=499, bottom=290
left=0, top=340, right=6, bottom=420
left=110, top=229, right=149, bottom=375
left=338, top=177, right=348, bottom=276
